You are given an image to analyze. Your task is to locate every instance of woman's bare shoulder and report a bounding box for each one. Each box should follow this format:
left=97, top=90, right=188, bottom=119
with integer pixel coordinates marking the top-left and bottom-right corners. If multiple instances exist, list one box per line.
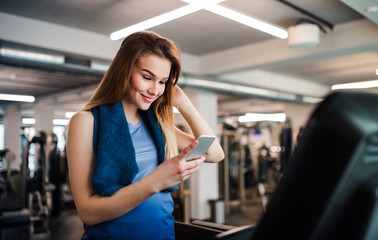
left=69, top=110, right=94, bottom=130
left=71, top=110, right=93, bottom=121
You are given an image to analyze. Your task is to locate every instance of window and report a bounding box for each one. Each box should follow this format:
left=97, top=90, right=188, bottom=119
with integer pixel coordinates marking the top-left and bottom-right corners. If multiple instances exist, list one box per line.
left=0, top=124, right=4, bottom=149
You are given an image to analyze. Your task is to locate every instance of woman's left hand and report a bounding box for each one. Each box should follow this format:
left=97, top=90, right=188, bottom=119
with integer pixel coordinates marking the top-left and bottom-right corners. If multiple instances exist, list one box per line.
left=173, top=85, right=190, bottom=111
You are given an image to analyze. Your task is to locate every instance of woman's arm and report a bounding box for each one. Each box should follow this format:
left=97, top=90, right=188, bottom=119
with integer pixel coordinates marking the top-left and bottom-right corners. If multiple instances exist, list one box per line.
left=174, top=86, right=225, bottom=163
left=66, top=111, right=204, bottom=226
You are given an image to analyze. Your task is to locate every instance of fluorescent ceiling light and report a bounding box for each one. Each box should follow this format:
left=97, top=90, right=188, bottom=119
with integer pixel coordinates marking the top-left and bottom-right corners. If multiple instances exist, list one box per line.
left=203, top=4, right=288, bottom=39
left=22, top=118, right=70, bottom=126
left=110, top=5, right=202, bottom=40
left=110, top=0, right=287, bottom=40
left=181, top=0, right=226, bottom=7
left=53, top=119, right=70, bottom=126
left=65, top=111, right=77, bottom=118
left=331, top=80, right=378, bottom=90
left=0, top=48, right=64, bottom=64
left=22, top=118, right=36, bottom=125
left=238, top=113, right=286, bottom=123
left=0, top=93, right=35, bottom=102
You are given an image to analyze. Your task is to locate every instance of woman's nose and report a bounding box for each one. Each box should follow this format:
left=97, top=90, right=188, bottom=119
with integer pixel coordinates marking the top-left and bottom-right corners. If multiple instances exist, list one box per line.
left=148, top=81, right=159, bottom=95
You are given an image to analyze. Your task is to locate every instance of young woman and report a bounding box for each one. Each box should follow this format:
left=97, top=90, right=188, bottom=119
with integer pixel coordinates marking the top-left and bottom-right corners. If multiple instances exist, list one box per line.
left=66, top=31, right=224, bottom=239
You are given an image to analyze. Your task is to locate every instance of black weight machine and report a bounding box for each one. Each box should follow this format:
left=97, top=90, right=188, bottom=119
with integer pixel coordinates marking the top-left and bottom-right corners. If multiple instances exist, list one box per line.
left=0, top=131, right=61, bottom=239
left=0, top=147, right=33, bottom=240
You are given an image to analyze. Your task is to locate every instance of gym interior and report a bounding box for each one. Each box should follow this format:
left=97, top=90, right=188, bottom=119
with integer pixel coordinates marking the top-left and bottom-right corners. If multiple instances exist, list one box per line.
left=1, top=1, right=378, bottom=239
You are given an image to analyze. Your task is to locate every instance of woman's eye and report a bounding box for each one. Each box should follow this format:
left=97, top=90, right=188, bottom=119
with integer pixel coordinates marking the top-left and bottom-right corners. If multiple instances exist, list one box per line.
left=143, top=76, right=151, bottom=80
left=160, top=81, right=167, bottom=85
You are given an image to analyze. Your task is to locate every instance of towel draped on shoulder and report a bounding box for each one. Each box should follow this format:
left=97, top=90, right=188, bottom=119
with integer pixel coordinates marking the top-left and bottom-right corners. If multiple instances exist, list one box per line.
left=91, top=101, right=177, bottom=196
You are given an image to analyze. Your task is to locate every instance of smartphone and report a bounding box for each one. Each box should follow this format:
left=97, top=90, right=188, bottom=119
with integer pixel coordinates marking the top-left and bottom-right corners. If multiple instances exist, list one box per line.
left=185, top=135, right=216, bottom=161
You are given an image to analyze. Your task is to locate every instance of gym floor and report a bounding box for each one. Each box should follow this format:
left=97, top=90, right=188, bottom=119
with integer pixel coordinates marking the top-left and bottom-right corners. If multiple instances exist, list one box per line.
left=4, top=187, right=265, bottom=239
left=53, top=187, right=265, bottom=239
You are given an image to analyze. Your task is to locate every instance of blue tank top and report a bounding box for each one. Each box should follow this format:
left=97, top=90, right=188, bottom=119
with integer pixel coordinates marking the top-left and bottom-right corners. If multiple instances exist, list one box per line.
left=82, top=118, right=175, bottom=240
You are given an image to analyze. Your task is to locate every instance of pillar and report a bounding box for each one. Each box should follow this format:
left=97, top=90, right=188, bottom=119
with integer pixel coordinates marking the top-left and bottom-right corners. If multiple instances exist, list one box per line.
left=181, top=88, right=220, bottom=220
left=34, top=103, right=54, bottom=133
left=3, top=107, right=21, bottom=170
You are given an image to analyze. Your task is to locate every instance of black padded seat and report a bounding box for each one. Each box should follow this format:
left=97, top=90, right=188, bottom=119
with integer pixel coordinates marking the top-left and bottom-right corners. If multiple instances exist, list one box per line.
left=0, top=197, right=23, bottom=212
left=0, top=197, right=30, bottom=228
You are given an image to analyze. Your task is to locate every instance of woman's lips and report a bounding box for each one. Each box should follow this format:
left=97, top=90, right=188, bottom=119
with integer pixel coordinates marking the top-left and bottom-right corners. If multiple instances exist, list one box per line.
left=142, top=94, right=154, bottom=103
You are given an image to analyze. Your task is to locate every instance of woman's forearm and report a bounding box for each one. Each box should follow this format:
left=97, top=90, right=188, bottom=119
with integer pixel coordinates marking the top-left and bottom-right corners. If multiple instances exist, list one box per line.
left=178, top=98, right=225, bottom=163
left=74, top=176, right=158, bottom=226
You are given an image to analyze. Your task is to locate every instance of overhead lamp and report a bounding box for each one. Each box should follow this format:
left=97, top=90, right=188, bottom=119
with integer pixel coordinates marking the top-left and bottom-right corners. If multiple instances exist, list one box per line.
left=110, top=0, right=224, bottom=40
left=201, top=3, right=288, bottom=39
left=110, top=5, right=202, bottom=40
left=181, top=0, right=226, bottom=8
left=238, top=113, right=286, bottom=123
left=110, top=0, right=287, bottom=40
left=331, top=80, right=378, bottom=90
left=22, top=118, right=36, bottom=125
left=182, top=0, right=287, bottom=39
left=65, top=111, right=77, bottom=118
left=22, top=118, right=70, bottom=126
left=0, top=93, right=35, bottom=102
left=288, top=23, right=319, bottom=48
left=53, top=119, right=70, bottom=126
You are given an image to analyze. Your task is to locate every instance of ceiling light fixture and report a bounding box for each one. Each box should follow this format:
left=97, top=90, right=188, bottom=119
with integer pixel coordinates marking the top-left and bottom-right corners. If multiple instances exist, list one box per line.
left=22, top=118, right=70, bottom=126
left=110, top=5, right=202, bottom=40
left=0, top=93, right=35, bottom=102
left=22, top=118, right=36, bottom=125
left=238, top=112, right=286, bottom=123
left=110, top=0, right=287, bottom=40
left=200, top=3, right=288, bottom=39
left=331, top=80, right=378, bottom=90
left=53, top=119, right=70, bottom=126
left=65, top=111, right=77, bottom=118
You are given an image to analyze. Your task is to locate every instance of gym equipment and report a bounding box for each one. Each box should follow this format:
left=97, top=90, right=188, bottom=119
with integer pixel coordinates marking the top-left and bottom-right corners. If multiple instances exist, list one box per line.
left=176, top=91, right=378, bottom=240
left=0, top=131, right=62, bottom=239
left=0, top=149, right=33, bottom=240
left=21, top=131, right=56, bottom=239
left=279, top=118, right=292, bottom=173
left=175, top=220, right=255, bottom=240
left=220, top=119, right=282, bottom=215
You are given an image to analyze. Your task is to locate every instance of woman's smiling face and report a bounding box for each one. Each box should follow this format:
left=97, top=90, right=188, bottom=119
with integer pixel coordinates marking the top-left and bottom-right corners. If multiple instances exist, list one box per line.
left=125, top=53, right=171, bottom=111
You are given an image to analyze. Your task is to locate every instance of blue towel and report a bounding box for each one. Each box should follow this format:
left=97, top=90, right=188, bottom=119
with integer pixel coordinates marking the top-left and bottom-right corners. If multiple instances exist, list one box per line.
left=91, top=101, right=177, bottom=196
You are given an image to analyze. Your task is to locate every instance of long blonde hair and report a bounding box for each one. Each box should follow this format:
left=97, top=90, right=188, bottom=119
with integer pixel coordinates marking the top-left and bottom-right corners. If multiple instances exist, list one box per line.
left=83, top=31, right=181, bottom=158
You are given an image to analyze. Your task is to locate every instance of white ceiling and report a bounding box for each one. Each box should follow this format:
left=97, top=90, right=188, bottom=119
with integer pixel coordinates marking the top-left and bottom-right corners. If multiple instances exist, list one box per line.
left=0, top=0, right=378, bottom=117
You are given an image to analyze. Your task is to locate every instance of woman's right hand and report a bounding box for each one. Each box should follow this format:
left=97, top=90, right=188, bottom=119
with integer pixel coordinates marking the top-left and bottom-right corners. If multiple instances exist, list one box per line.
left=147, top=140, right=205, bottom=192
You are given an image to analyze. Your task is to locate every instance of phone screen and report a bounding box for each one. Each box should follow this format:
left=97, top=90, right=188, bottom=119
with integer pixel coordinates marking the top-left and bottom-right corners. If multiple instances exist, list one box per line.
left=185, top=135, right=216, bottom=161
